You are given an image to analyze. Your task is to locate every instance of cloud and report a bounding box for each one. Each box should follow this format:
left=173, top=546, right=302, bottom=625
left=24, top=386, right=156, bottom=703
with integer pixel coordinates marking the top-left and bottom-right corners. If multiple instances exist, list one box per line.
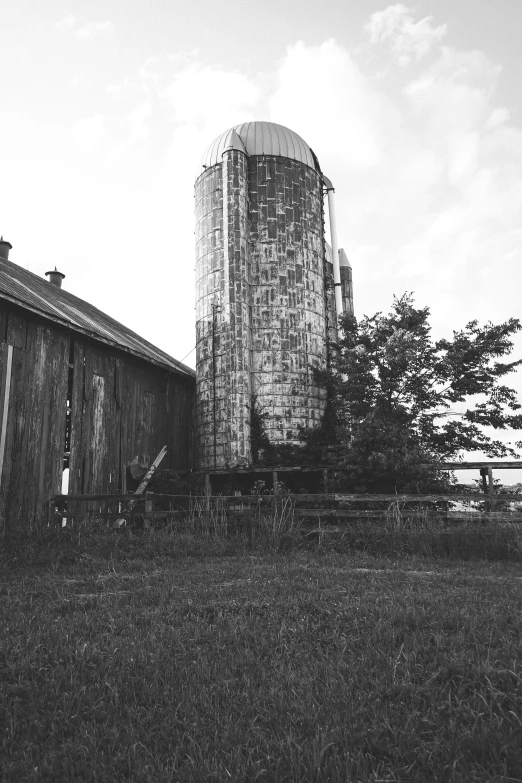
left=125, top=101, right=152, bottom=145
left=268, top=40, right=389, bottom=168
left=388, top=46, right=522, bottom=314
left=55, top=15, right=76, bottom=30
left=106, top=80, right=144, bottom=99
left=365, top=4, right=447, bottom=65
left=73, top=114, right=106, bottom=153
left=72, top=102, right=152, bottom=162
left=55, top=16, right=114, bottom=39
left=75, top=21, right=114, bottom=39
left=103, top=55, right=261, bottom=172
left=161, top=62, right=261, bottom=129
left=260, top=32, right=522, bottom=351
left=404, top=48, right=502, bottom=132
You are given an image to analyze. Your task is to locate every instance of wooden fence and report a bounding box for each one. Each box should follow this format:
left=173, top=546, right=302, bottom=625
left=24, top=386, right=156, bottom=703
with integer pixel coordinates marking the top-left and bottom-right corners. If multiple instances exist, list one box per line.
left=50, top=491, right=522, bottom=527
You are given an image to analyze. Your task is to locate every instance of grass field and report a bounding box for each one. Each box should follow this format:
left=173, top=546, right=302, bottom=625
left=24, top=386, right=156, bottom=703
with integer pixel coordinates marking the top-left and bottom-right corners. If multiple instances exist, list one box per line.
left=1, top=525, right=522, bottom=782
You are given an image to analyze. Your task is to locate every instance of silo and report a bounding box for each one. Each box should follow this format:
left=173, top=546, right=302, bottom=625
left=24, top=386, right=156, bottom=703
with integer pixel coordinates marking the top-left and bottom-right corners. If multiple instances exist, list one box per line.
left=195, top=121, right=346, bottom=469
left=339, top=249, right=354, bottom=317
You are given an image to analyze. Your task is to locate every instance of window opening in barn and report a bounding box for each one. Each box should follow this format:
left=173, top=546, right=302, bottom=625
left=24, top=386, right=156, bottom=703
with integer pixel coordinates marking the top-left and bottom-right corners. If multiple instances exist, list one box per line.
left=61, top=339, right=75, bottom=494
left=61, top=468, right=69, bottom=495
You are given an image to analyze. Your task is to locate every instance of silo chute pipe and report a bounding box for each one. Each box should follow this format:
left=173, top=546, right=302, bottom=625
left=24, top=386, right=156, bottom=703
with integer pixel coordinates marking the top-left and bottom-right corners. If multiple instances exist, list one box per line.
left=325, top=181, right=343, bottom=334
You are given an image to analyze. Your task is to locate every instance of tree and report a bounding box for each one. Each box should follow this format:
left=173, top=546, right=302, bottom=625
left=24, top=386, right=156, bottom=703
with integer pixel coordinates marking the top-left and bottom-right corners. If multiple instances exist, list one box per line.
left=304, top=294, right=522, bottom=492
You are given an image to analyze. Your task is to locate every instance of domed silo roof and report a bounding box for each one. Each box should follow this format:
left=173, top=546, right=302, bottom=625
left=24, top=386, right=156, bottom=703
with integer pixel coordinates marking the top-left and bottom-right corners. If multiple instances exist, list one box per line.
left=200, top=121, right=319, bottom=171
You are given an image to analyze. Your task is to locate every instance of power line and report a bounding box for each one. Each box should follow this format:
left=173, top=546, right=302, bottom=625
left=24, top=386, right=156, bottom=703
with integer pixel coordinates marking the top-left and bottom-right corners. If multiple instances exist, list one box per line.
left=180, top=345, right=196, bottom=362
left=180, top=309, right=223, bottom=363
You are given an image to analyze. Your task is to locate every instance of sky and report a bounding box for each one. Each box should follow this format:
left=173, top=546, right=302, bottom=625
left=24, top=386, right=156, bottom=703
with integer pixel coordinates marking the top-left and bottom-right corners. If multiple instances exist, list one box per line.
left=2, top=0, right=522, bottom=477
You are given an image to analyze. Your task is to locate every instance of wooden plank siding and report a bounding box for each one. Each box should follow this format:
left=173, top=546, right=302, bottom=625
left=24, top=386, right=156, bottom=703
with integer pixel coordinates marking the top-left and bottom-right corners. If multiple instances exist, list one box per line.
left=69, top=340, right=120, bottom=496
left=69, top=342, right=195, bottom=496
left=68, top=339, right=195, bottom=496
left=0, top=302, right=195, bottom=536
left=0, top=307, right=69, bottom=535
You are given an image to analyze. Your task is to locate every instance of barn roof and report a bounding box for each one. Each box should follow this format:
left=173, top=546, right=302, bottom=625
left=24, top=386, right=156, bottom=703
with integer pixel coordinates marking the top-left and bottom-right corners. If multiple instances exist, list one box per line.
left=0, top=257, right=195, bottom=378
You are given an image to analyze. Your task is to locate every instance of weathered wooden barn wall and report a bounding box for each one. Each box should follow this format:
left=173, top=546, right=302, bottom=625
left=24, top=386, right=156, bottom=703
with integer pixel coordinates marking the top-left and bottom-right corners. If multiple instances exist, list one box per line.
left=0, top=304, right=69, bottom=536
left=68, top=338, right=194, bottom=496
left=0, top=302, right=195, bottom=536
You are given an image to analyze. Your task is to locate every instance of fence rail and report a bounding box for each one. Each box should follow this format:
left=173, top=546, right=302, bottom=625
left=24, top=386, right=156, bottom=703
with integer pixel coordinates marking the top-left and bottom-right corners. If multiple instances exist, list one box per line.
left=50, top=491, right=522, bottom=526
left=52, top=492, right=522, bottom=504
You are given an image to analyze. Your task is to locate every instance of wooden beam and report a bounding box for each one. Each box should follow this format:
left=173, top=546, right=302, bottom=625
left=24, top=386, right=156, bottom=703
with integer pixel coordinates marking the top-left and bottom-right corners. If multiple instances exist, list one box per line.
left=434, top=461, right=522, bottom=470
left=144, top=491, right=521, bottom=503
left=333, top=492, right=521, bottom=503
left=295, top=509, right=522, bottom=521
left=196, top=461, right=522, bottom=475
left=54, top=493, right=139, bottom=503
left=59, top=509, right=522, bottom=524
left=0, top=344, right=13, bottom=494
left=200, top=465, right=328, bottom=475
left=115, top=445, right=167, bottom=526
left=323, top=469, right=329, bottom=494
left=37, top=381, right=51, bottom=508
left=54, top=491, right=522, bottom=504
left=144, top=495, right=153, bottom=529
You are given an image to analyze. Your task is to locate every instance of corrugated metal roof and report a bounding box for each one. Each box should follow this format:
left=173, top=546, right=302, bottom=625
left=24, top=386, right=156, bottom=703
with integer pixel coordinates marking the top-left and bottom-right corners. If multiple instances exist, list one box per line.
left=0, top=258, right=195, bottom=378
left=200, top=121, right=319, bottom=172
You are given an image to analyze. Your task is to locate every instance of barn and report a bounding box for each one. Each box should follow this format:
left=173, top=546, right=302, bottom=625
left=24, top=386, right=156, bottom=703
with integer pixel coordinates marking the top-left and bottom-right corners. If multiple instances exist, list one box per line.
left=0, top=239, right=195, bottom=537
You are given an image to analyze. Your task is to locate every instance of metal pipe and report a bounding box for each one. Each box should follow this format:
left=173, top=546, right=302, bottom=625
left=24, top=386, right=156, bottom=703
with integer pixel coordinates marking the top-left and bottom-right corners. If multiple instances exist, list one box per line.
left=326, top=184, right=343, bottom=326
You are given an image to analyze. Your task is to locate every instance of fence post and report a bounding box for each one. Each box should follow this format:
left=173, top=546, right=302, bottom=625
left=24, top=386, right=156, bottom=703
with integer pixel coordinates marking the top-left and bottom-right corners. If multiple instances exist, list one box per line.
left=480, top=467, right=494, bottom=513
left=488, top=467, right=495, bottom=512
left=205, top=473, right=211, bottom=515
left=144, top=493, right=153, bottom=529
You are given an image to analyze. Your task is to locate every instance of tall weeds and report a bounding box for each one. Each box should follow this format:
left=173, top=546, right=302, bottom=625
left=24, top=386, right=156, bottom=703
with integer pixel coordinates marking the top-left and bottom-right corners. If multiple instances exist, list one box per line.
left=182, top=494, right=300, bottom=551
left=258, top=495, right=299, bottom=551
left=185, top=495, right=229, bottom=539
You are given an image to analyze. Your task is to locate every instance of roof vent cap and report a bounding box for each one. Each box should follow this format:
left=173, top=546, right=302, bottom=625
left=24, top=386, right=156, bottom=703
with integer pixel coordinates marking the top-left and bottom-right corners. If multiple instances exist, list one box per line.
left=0, top=236, right=12, bottom=261
left=45, top=267, right=66, bottom=288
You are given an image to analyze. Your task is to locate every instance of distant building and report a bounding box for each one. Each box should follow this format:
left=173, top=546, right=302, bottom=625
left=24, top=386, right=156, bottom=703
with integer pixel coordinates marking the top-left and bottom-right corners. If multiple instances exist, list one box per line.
left=0, top=239, right=195, bottom=536
left=195, top=121, right=353, bottom=469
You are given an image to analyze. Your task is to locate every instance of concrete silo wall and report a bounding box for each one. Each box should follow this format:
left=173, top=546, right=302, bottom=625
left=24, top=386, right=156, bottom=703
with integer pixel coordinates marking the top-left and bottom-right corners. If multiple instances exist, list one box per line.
left=223, top=150, right=251, bottom=464
left=195, top=151, right=329, bottom=469
left=195, top=164, right=226, bottom=469
left=248, top=156, right=327, bottom=448
left=195, top=150, right=252, bottom=469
